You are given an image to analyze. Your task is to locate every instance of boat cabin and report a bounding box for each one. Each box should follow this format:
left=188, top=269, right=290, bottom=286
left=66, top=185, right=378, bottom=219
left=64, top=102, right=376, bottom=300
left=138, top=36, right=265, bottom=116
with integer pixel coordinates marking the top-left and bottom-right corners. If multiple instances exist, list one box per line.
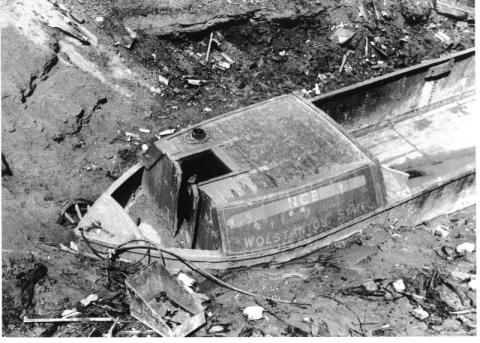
left=138, top=94, right=387, bottom=255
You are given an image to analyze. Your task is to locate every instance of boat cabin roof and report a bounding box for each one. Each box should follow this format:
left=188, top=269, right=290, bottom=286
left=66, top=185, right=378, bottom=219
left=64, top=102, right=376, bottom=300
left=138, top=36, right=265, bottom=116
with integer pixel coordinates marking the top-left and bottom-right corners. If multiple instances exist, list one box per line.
left=155, top=94, right=373, bottom=206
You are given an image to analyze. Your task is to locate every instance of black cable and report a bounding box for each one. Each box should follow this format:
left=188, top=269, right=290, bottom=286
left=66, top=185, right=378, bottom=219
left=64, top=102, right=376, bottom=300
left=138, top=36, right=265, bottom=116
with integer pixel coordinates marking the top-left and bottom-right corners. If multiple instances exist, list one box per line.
left=81, top=233, right=310, bottom=306
left=79, top=228, right=109, bottom=260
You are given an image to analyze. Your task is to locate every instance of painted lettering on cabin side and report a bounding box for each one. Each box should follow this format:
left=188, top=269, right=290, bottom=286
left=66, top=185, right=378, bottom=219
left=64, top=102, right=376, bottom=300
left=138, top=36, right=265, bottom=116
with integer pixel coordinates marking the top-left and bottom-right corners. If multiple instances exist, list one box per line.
left=225, top=175, right=366, bottom=230
left=241, top=200, right=371, bottom=249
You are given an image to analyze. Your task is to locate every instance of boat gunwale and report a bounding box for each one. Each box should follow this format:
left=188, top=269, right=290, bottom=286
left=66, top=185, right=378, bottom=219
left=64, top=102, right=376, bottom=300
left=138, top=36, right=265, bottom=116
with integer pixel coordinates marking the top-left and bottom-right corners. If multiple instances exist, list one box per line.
left=81, top=165, right=475, bottom=264
left=307, top=47, right=475, bottom=104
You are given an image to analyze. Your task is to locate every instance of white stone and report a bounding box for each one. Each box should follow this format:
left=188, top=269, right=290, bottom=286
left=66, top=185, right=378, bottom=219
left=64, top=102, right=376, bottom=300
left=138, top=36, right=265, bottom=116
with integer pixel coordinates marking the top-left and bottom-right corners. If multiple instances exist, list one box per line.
left=243, top=305, right=264, bottom=320
left=208, top=325, right=225, bottom=333
left=177, top=272, right=196, bottom=288
left=411, top=307, right=429, bottom=320
left=393, top=279, right=406, bottom=293
left=158, top=75, right=169, bottom=86
left=69, top=241, right=79, bottom=252
left=80, top=294, right=99, bottom=307
left=456, top=242, right=475, bottom=254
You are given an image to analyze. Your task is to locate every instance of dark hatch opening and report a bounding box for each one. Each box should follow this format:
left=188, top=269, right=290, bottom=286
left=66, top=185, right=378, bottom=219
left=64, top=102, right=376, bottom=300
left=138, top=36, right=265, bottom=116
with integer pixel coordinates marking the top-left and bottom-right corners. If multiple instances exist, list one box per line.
left=179, top=149, right=231, bottom=183
left=176, top=149, right=231, bottom=230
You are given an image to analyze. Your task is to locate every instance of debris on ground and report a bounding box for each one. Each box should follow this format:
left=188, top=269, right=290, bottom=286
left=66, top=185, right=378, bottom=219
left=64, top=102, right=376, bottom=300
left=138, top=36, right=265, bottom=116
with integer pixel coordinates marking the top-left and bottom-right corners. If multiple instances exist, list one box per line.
left=435, top=0, right=473, bottom=21
left=392, top=279, right=406, bottom=293
left=158, top=75, right=169, bottom=86
left=79, top=294, right=99, bottom=308
left=243, top=306, right=265, bottom=321
left=17, top=263, right=48, bottom=310
left=411, top=307, right=430, bottom=320
left=430, top=225, right=451, bottom=238
left=329, top=27, right=356, bottom=45
left=207, top=324, right=230, bottom=334
left=455, top=242, right=475, bottom=255
left=400, top=0, right=432, bottom=24
left=158, top=128, right=176, bottom=137
left=125, top=262, right=206, bottom=337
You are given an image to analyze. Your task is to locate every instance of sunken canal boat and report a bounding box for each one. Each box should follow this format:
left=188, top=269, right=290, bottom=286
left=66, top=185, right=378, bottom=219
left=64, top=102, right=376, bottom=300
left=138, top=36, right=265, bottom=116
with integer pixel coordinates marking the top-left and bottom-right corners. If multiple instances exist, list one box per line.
left=71, top=48, right=475, bottom=270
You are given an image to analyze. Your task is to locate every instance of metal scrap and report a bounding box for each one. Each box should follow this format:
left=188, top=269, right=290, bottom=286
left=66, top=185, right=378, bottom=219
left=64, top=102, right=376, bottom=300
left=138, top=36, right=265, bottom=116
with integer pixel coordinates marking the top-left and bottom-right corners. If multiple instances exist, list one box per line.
left=125, top=262, right=206, bottom=337
left=435, top=0, right=473, bottom=21
left=17, top=263, right=48, bottom=309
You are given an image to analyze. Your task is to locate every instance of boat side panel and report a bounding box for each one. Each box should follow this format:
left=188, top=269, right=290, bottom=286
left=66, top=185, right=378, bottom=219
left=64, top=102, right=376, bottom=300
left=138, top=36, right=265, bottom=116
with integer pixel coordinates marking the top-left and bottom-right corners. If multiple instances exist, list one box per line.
left=310, top=51, right=474, bottom=132
left=143, top=155, right=181, bottom=231
left=193, top=192, right=223, bottom=251
left=218, top=164, right=382, bottom=255
left=78, top=171, right=475, bottom=271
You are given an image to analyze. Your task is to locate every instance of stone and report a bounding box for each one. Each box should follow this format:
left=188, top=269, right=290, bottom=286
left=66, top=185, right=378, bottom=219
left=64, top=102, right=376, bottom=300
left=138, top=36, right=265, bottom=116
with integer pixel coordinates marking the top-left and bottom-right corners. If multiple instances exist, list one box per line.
left=207, top=324, right=227, bottom=334
left=177, top=273, right=196, bottom=288
left=400, top=0, right=431, bottom=24
left=441, top=318, right=461, bottom=331
left=411, top=307, right=429, bottom=320
left=393, top=279, right=406, bottom=293
left=455, top=242, right=475, bottom=254
left=79, top=294, right=98, bottom=307
left=363, top=280, right=378, bottom=292
left=438, top=284, right=463, bottom=311
left=243, top=306, right=264, bottom=320
left=328, top=27, right=355, bottom=45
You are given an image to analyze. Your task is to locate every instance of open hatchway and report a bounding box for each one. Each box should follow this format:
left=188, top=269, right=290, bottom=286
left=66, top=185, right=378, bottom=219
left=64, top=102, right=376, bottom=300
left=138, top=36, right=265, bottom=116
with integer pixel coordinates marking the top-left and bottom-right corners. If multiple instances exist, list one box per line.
left=175, top=148, right=232, bottom=245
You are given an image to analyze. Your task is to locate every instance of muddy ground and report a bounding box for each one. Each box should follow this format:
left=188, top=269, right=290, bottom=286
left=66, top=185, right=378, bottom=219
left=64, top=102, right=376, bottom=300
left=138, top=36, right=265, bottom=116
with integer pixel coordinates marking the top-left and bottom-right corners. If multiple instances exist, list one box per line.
left=1, top=0, right=476, bottom=337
